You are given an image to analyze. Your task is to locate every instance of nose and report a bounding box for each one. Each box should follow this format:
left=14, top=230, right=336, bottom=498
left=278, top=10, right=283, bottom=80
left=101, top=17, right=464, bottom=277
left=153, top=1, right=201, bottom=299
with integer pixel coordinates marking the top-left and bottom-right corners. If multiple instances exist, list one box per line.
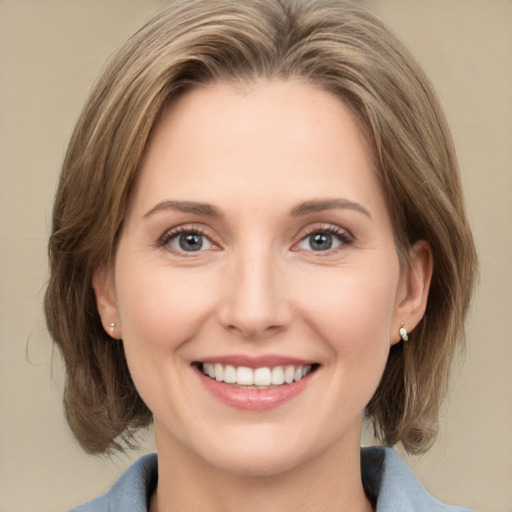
left=217, top=248, right=291, bottom=339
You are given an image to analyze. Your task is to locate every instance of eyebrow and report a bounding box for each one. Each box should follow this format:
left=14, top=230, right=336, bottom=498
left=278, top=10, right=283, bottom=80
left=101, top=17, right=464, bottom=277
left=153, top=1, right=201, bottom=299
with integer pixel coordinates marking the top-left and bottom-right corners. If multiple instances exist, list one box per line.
left=143, top=200, right=222, bottom=219
left=143, top=198, right=371, bottom=220
left=290, top=198, right=372, bottom=219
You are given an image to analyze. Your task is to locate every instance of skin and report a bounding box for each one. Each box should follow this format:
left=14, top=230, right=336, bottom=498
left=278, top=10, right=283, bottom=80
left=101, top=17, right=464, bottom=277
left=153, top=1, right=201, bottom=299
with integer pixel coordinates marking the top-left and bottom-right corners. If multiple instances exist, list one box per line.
left=94, top=80, right=432, bottom=512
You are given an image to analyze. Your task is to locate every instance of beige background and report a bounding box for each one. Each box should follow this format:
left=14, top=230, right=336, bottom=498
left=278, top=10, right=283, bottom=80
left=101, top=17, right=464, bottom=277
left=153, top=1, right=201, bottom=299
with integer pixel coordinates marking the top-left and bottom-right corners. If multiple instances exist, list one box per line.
left=0, top=1, right=510, bottom=511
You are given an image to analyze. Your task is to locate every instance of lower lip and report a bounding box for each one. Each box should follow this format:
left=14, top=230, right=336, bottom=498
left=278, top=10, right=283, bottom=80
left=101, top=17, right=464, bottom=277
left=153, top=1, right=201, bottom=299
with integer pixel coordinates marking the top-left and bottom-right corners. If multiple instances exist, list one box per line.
left=196, top=369, right=312, bottom=411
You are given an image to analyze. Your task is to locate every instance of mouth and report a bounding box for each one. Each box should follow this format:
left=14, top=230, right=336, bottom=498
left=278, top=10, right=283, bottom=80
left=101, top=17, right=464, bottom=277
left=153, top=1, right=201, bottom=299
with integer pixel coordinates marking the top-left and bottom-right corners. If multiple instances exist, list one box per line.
left=195, top=362, right=319, bottom=389
left=192, top=356, right=320, bottom=410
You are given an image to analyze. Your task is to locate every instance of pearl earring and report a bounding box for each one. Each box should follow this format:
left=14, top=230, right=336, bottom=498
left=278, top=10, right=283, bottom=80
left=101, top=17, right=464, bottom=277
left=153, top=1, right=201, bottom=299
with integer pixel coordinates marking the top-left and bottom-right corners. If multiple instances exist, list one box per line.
left=399, top=322, right=408, bottom=342
left=109, top=322, right=116, bottom=336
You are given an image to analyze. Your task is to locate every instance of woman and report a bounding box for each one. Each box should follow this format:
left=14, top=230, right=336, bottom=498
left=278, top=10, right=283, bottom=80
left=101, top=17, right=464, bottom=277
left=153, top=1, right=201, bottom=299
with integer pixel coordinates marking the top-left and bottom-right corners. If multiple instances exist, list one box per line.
left=44, top=0, right=477, bottom=510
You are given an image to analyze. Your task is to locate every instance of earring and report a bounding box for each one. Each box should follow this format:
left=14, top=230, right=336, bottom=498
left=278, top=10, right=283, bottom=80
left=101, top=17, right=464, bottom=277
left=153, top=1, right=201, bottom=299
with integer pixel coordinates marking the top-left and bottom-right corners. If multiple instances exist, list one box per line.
left=399, top=322, right=408, bottom=342
left=109, top=322, right=116, bottom=336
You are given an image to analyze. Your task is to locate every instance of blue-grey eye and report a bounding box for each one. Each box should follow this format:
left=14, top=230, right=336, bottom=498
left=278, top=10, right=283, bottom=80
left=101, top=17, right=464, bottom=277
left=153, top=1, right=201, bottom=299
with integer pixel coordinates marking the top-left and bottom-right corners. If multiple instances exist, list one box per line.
left=311, top=233, right=332, bottom=251
left=179, top=233, right=203, bottom=251
left=298, top=230, right=345, bottom=252
left=166, top=231, right=214, bottom=252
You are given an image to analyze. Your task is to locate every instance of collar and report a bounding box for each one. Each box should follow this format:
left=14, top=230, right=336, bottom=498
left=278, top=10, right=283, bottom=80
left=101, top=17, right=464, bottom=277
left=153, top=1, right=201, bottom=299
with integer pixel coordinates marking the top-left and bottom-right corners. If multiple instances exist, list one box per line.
left=361, top=446, right=474, bottom=512
left=71, top=447, right=474, bottom=511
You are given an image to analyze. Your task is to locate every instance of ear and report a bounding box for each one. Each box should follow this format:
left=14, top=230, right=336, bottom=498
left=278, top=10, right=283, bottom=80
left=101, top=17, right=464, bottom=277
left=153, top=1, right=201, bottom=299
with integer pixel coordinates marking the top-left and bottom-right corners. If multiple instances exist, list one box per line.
left=92, top=266, right=122, bottom=339
left=391, top=240, right=433, bottom=344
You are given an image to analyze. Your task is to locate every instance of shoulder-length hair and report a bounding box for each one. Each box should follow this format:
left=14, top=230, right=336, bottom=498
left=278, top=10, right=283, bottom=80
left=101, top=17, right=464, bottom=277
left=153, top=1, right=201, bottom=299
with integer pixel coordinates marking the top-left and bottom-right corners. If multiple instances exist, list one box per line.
left=45, top=0, right=477, bottom=455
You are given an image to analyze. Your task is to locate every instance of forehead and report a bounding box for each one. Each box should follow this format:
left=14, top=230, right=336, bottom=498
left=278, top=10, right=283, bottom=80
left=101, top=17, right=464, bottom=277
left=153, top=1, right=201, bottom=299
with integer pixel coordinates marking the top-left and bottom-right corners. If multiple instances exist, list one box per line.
left=132, top=80, right=385, bottom=220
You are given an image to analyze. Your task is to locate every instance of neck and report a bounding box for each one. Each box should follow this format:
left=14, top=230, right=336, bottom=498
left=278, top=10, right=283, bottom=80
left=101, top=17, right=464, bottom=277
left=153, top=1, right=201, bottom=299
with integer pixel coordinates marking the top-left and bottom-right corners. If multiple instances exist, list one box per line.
left=150, top=423, right=373, bottom=512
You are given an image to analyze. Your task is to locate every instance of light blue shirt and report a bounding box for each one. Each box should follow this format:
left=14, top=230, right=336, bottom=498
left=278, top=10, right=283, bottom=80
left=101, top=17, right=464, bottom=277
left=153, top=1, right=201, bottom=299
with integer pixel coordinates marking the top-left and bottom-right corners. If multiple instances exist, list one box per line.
left=70, top=446, right=475, bottom=511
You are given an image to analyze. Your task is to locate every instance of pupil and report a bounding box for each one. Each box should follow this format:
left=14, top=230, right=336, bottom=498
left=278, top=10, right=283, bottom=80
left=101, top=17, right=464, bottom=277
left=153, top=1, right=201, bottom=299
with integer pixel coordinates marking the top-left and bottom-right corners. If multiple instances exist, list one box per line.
left=179, top=233, right=203, bottom=251
left=311, top=233, right=332, bottom=251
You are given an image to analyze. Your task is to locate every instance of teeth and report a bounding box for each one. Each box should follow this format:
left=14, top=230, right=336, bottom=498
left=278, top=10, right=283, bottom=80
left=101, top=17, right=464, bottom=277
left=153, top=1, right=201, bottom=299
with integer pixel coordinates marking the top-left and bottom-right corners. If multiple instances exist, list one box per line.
left=214, top=363, right=223, bottom=382
left=271, top=366, right=285, bottom=385
left=284, top=365, right=295, bottom=384
left=201, top=363, right=313, bottom=386
left=224, top=365, right=237, bottom=384
left=254, top=367, right=271, bottom=386
left=237, top=366, right=254, bottom=385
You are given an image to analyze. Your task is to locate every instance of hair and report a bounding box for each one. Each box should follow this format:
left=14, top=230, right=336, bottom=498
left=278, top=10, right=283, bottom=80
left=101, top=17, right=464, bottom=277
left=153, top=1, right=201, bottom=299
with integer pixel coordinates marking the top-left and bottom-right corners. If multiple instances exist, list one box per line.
left=45, top=0, right=477, bottom=455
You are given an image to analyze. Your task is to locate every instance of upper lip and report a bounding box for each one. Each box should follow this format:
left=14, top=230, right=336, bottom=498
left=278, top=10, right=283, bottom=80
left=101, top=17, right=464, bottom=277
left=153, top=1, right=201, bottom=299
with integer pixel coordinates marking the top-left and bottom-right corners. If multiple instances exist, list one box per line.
left=193, top=354, right=317, bottom=368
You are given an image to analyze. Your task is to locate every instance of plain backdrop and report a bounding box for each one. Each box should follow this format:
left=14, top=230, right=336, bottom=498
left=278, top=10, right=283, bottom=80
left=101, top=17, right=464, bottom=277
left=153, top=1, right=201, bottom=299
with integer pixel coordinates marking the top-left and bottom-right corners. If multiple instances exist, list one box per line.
left=0, top=1, right=511, bottom=511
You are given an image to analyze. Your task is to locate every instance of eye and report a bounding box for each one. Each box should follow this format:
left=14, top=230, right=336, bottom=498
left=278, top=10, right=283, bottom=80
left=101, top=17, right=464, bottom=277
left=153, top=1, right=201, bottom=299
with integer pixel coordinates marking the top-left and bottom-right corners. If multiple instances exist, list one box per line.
left=162, top=229, right=215, bottom=253
left=296, top=228, right=351, bottom=252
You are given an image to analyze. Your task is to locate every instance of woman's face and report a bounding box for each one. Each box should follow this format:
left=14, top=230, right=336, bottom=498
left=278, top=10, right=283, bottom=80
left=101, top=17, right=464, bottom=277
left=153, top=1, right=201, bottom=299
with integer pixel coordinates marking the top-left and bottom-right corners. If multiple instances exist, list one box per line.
left=96, top=80, right=420, bottom=475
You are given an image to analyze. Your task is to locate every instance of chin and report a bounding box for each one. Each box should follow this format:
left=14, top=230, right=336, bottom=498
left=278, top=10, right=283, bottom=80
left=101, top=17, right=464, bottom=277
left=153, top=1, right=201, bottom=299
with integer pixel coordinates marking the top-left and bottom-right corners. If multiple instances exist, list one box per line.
left=188, top=423, right=333, bottom=478
left=207, top=445, right=310, bottom=478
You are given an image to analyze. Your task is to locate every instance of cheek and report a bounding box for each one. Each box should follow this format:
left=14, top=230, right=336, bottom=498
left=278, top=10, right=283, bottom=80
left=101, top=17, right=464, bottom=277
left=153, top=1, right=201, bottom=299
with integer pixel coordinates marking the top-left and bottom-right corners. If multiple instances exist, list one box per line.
left=295, top=259, right=400, bottom=378
left=301, top=259, right=398, bottom=330
left=112, top=263, right=222, bottom=423
left=116, top=264, right=215, bottom=345
left=113, top=262, right=220, bottom=407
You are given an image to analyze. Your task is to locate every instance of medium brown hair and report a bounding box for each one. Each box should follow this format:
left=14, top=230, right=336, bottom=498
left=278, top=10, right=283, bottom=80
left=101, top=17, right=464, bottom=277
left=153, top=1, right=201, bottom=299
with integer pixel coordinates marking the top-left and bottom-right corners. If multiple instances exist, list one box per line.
left=45, top=0, right=477, bottom=455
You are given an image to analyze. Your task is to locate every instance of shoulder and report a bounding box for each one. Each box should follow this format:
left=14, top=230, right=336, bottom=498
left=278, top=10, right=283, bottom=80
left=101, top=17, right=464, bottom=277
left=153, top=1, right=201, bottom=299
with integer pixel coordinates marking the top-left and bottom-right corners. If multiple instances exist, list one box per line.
left=69, top=448, right=474, bottom=512
left=69, top=454, right=158, bottom=512
left=361, top=446, right=475, bottom=512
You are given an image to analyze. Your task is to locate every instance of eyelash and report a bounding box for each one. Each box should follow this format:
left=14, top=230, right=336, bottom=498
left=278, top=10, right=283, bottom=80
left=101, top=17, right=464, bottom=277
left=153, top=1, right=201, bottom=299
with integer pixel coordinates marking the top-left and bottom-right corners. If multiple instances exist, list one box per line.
left=159, top=226, right=216, bottom=254
left=158, top=224, right=353, bottom=255
left=295, top=225, right=353, bottom=253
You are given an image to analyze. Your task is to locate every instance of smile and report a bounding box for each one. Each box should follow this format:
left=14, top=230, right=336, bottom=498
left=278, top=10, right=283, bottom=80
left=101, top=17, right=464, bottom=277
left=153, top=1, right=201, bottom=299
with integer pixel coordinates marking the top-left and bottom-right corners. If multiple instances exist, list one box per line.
left=194, top=359, right=319, bottom=410
left=200, top=363, right=315, bottom=387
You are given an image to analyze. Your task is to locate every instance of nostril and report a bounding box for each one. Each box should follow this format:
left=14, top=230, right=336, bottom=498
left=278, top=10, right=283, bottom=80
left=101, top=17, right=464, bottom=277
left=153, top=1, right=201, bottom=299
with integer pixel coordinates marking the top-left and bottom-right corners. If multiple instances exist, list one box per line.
left=225, top=322, right=286, bottom=339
